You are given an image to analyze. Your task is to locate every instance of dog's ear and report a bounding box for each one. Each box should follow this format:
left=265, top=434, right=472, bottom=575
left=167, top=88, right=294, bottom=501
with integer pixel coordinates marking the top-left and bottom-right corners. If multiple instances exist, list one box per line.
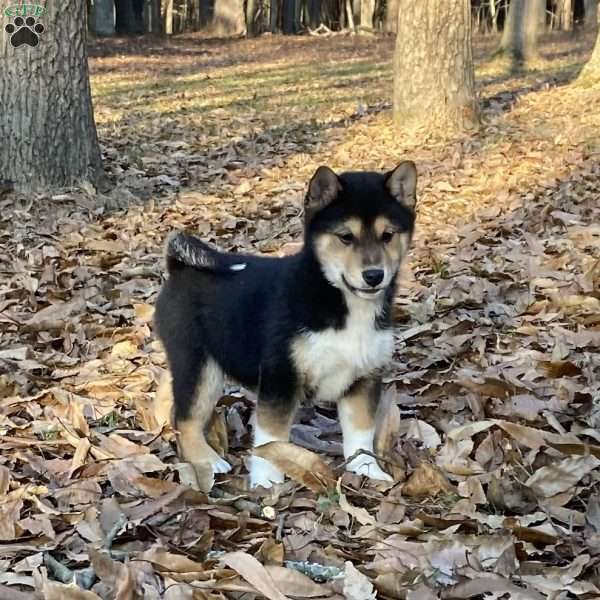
left=305, top=166, right=341, bottom=219
left=385, top=161, right=417, bottom=210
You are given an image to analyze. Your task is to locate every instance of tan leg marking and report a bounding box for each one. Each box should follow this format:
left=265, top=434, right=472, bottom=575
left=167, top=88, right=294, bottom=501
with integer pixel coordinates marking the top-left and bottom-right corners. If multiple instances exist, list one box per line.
left=176, top=359, right=231, bottom=478
left=155, top=369, right=174, bottom=426
left=338, top=379, right=392, bottom=481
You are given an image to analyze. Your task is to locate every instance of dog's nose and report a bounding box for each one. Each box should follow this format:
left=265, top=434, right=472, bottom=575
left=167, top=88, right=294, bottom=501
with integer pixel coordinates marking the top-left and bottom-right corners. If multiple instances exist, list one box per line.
left=362, top=269, right=384, bottom=287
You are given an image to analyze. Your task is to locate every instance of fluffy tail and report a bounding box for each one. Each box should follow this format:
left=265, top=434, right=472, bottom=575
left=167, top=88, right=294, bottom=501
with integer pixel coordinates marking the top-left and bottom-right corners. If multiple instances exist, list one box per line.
left=165, top=231, right=247, bottom=274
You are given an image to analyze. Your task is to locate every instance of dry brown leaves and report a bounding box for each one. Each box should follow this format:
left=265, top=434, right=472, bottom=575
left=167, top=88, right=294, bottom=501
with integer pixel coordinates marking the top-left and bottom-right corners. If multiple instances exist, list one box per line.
left=0, top=32, right=599, bottom=599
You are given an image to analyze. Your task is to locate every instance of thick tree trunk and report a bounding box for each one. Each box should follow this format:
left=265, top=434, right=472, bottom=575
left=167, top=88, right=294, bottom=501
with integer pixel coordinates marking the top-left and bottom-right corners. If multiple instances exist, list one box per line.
left=579, top=27, right=600, bottom=81
left=385, top=0, right=399, bottom=32
left=91, top=0, right=115, bottom=35
left=0, top=0, right=102, bottom=192
left=584, top=0, right=599, bottom=29
left=499, top=0, right=543, bottom=63
left=393, top=0, right=478, bottom=133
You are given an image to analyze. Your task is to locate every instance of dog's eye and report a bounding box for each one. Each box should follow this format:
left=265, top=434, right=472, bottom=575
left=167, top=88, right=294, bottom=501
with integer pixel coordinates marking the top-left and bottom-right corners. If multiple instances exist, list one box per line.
left=337, top=232, right=354, bottom=245
left=381, top=231, right=394, bottom=243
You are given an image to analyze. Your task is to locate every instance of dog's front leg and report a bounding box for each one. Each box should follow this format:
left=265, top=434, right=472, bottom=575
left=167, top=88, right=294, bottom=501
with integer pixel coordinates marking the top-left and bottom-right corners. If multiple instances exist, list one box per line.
left=338, top=378, right=392, bottom=482
left=249, top=365, right=299, bottom=489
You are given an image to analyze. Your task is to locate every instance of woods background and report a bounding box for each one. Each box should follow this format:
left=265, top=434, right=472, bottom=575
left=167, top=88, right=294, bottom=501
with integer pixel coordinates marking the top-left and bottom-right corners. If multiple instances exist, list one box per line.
left=88, top=0, right=600, bottom=38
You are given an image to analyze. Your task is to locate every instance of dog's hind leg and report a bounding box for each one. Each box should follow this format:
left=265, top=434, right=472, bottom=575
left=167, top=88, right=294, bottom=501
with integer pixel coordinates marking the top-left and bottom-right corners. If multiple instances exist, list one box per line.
left=249, top=364, right=299, bottom=489
left=155, top=369, right=174, bottom=426
left=338, top=378, right=392, bottom=482
left=172, top=355, right=231, bottom=485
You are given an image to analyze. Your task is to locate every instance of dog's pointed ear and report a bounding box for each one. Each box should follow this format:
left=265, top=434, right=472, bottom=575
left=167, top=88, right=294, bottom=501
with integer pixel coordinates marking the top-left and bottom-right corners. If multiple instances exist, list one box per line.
left=386, top=161, right=417, bottom=209
left=305, top=166, right=341, bottom=215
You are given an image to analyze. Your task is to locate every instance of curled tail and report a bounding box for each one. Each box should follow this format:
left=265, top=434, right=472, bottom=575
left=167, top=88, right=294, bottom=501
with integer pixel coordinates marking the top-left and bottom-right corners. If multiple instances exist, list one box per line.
left=165, top=231, right=247, bottom=274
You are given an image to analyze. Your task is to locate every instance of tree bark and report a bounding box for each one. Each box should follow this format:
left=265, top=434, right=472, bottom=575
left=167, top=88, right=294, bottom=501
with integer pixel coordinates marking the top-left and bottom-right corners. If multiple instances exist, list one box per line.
left=384, top=0, right=399, bottom=32
left=579, top=27, right=600, bottom=81
left=499, top=0, right=543, bottom=63
left=584, top=0, right=599, bottom=29
left=393, top=0, right=478, bottom=134
left=0, top=0, right=102, bottom=192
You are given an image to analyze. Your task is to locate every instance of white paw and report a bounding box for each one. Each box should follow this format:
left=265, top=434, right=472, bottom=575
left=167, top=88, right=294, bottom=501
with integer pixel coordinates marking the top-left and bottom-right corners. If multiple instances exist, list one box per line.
left=347, top=454, right=393, bottom=482
left=249, top=456, right=284, bottom=489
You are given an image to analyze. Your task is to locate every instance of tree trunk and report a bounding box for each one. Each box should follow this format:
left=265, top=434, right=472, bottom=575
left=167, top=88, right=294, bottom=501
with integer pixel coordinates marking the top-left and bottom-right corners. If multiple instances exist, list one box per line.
left=270, top=0, right=281, bottom=31
left=393, top=0, right=478, bottom=134
left=558, top=0, right=574, bottom=30
left=246, top=0, right=259, bottom=34
left=145, top=0, right=162, bottom=33
left=384, top=0, right=398, bottom=32
left=345, top=0, right=356, bottom=30
left=584, top=0, right=599, bottom=29
left=163, top=0, right=173, bottom=34
left=0, top=0, right=102, bottom=192
left=499, top=0, right=542, bottom=63
left=579, top=26, right=600, bottom=81
left=490, top=0, right=498, bottom=33
left=115, top=0, right=143, bottom=34
left=212, top=0, right=246, bottom=35
left=282, top=0, right=299, bottom=33
left=91, top=0, right=115, bottom=35
left=360, top=0, right=375, bottom=27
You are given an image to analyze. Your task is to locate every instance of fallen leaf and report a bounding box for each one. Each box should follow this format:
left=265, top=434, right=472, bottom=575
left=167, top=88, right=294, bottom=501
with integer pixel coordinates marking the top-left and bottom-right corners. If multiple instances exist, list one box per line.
left=253, top=442, right=336, bottom=493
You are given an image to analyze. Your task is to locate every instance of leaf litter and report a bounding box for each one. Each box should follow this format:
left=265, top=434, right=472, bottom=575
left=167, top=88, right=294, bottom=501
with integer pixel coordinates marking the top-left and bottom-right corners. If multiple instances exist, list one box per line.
left=0, top=32, right=600, bottom=598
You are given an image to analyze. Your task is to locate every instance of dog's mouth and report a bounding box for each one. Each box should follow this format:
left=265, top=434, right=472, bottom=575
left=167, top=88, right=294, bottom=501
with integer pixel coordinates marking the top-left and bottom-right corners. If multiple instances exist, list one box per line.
left=342, top=275, right=384, bottom=297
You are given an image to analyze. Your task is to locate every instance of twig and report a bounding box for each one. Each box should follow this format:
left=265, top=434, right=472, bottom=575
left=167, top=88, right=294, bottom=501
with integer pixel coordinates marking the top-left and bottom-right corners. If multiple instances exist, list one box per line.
left=104, top=514, right=127, bottom=550
left=44, top=553, right=74, bottom=583
left=339, top=448, right=404, bottom=471
left=209, top=488, right=264, bottom=518
left=285, top=560, right=342, bottom=582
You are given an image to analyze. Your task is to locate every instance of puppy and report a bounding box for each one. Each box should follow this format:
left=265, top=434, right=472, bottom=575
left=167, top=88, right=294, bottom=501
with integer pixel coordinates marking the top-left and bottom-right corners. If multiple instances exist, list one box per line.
left=154, top=162, right=417, bottom=488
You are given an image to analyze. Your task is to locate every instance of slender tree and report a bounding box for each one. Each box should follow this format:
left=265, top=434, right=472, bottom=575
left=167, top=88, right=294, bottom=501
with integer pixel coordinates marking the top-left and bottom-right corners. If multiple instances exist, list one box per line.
left=499, top=0, right=545, bottom=64
left=0, top=0, right=102, bottom=192
left=393, top=0, right=478, bottom=133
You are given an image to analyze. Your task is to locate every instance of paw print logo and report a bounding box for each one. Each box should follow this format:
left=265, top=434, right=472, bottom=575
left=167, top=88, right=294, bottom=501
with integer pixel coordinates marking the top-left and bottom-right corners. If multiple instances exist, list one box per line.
left=5, top=16, right=44, bottom=48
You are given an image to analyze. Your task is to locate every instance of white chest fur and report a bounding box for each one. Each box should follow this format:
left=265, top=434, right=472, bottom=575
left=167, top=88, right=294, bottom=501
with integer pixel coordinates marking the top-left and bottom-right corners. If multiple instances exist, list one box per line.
left=291, top=298, right=394, bottom=401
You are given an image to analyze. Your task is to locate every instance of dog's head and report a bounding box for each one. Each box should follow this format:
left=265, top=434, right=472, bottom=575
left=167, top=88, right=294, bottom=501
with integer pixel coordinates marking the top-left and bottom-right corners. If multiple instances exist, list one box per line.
left=304, top=162, right=417, bottom=301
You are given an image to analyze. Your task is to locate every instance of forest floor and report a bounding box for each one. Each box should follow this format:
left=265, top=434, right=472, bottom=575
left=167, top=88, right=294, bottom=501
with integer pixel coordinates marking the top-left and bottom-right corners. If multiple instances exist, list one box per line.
left=1, top=31, right=600, bottom=599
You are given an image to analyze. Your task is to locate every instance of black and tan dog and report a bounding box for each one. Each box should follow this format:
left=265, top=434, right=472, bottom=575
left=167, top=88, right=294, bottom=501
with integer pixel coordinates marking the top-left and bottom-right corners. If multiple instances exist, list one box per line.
left=154, top=162, right=417, bottom=488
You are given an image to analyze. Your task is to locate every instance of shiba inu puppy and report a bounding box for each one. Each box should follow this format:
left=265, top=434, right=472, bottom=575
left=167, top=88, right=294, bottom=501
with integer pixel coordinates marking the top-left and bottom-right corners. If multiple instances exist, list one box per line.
left=154, top=161, right=417, bottom=489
